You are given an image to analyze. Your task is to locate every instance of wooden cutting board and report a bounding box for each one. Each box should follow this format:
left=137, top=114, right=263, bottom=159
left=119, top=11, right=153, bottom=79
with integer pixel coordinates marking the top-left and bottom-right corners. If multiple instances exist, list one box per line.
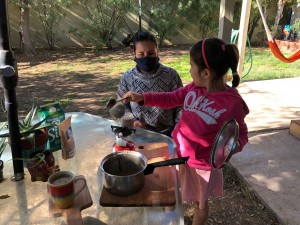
left=49, top=175, right=93, bottom=225
left=99, top=142, right=176, bottom=207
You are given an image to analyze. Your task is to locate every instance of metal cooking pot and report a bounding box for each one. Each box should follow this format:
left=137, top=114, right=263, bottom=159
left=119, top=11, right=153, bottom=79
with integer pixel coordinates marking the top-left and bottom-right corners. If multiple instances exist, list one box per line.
left=100, top=151, right=189, bottom=195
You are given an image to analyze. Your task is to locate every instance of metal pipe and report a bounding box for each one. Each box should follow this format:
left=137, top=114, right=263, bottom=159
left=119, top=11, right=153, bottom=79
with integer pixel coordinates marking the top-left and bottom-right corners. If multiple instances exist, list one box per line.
left=138, top=0, right=142, bottom=32
left=0, top=0, right=24, bottom=181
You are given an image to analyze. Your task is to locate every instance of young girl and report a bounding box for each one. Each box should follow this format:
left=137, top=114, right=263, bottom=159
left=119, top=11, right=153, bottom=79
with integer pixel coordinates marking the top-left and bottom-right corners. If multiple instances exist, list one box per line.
left=122, top=38, right=249, bottom=225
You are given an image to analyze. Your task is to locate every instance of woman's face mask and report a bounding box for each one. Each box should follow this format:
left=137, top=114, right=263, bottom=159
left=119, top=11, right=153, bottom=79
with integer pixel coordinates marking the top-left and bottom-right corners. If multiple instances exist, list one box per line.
left=134, top=41, right=159, bottom=73
left=134, top=57, right=159, bottom=73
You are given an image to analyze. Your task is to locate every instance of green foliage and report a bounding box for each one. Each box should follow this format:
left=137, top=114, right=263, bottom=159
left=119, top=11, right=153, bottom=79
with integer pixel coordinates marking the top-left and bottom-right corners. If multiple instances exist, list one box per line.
left=231, top=0, right=273, bottom=43
left=236, top=0, right=298, bottom=42
left=78, top=0, right=135, bottom=49
left=0, top=123, right=8, bottom=159
left=17, top=100, right=48, bottom=137
left=146, top=0, right=187, bottom=47
left=162, top=48, right=300, bottom=83
left=103, top=47, right=300, bottom=83
left=245, top=48, right=300, bottom=80
left=164, top=55, right=190, bottom=83
left=184, top=0, right=220, bottom=38
left=246, top=0, right=270, bottom=41
left=0, top=99, right=53, bottom=139
left=0, top=138, right=7, bottom=159
left=291, top=18, right=300, bottom=32
left=31, top=0, right=73, bottom=50
left=145, top=0, right=222, bottom=46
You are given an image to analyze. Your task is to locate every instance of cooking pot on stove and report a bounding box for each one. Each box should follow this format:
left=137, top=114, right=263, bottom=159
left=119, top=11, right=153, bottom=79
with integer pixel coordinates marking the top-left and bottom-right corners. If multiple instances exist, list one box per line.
left=100, top=151, right=189, bottom=195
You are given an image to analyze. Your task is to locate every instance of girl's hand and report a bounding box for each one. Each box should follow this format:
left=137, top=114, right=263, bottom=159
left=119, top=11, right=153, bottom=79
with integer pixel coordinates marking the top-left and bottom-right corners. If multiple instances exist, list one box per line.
left=122, top=91, right=144, bottom=103
left=231, top=142, right=240, bottom=155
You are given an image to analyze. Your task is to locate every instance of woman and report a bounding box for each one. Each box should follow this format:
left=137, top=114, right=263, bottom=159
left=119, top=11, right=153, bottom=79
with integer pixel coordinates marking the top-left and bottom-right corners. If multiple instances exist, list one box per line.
left=117, top=31, right=183, bottom=136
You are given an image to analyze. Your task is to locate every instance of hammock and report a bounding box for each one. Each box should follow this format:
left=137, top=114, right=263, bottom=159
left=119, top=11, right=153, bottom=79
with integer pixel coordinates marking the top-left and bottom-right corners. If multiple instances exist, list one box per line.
left=256, top=0, right=300, bottom=63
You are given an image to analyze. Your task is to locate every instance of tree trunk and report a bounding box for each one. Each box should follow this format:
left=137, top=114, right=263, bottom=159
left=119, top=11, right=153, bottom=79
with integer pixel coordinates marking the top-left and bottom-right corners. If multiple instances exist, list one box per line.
left=19, top=0, right=36, bottom=55
left=248, top=15, right=260, bottom=41
left=274, top=0, right=287, bottom=34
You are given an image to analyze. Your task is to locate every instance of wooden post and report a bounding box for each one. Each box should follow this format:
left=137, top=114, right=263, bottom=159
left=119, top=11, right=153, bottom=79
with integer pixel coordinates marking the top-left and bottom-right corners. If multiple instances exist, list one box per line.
left=218, top=0, right=235, bottom=43
left=237, top=0, right=252, bottom=77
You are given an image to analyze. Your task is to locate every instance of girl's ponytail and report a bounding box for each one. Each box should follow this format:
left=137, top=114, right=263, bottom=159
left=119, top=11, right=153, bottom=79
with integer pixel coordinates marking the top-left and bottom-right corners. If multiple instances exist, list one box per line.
left=225, top=44, right=240, bottom=87
left=232, top=72, right=240, bottom=88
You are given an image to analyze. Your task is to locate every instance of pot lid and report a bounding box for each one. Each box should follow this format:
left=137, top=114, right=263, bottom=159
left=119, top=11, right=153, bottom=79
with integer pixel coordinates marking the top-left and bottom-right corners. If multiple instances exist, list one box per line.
left=210, top=119, right=239, bottom=169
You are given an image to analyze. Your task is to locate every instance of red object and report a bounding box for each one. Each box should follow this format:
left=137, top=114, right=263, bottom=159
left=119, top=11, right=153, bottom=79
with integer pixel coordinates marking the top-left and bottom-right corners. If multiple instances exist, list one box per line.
left=48, top=182, right=74, bottom=197
left=113, top=141, right=135, bottom=152
left=27, top=150, right=55, bottom=182
left=269, top=40, right=300, bottom=63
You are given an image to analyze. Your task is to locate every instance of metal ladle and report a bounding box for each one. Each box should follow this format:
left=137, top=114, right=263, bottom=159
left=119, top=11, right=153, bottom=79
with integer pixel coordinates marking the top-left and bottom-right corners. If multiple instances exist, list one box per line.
left=106, top=97, right=127, bottom=109
left=106, top=98, right=127, bottom=119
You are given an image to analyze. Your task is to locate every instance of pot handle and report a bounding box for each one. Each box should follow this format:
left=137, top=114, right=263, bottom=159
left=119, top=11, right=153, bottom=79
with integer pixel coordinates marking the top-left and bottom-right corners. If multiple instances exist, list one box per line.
left=144, top=156, right=189, bottom=175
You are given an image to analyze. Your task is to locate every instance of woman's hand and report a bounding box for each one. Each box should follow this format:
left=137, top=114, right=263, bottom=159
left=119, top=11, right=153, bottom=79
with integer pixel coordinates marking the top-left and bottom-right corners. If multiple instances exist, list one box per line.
left=122, top=91, right=144, bottom=103
left=133, top=120, right=145, bottom=128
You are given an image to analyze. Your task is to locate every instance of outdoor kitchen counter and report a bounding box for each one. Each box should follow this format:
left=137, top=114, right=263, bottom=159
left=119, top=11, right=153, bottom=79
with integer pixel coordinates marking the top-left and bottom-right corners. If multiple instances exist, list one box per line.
left=0, top=112, right=184, bottom=225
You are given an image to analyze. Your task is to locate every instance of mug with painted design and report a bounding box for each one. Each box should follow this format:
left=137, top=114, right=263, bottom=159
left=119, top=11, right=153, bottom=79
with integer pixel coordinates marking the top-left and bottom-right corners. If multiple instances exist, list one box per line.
left=47, top=171, right=86, bottom=209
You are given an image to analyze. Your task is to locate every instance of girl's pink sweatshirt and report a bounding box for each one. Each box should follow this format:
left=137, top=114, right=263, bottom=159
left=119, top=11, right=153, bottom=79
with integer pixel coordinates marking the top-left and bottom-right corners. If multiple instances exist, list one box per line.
left=142, top=82, right=249, bottom=170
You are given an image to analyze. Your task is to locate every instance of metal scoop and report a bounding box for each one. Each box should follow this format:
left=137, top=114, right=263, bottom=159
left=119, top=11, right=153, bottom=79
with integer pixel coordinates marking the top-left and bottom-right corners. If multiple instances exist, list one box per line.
left=109, top=102, right=126, bottom=119
left=106, top=97, right=127, bottom=109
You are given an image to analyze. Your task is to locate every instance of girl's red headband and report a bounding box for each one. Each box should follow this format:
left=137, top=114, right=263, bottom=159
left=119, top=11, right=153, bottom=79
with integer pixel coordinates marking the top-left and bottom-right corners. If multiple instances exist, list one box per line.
left=202, top=38, right=210, bottom=69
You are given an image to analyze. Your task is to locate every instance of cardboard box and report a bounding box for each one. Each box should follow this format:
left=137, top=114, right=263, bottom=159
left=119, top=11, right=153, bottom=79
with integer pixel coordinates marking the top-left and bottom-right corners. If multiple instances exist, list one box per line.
left=289, top=120, right=300, bottom=139
left=38, top=102, right=65, bottom=151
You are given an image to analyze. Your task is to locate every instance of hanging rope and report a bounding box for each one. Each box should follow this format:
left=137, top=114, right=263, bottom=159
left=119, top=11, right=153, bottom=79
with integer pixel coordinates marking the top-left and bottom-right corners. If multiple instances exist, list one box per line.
left=256, top=0, right=300, bottom=63
left=231, top=29, right=253, bottom=78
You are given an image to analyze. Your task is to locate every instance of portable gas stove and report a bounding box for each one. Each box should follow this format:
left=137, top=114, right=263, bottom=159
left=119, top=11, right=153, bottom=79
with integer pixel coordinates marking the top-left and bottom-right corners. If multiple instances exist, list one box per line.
left=111, top=125, right=136, bottom=152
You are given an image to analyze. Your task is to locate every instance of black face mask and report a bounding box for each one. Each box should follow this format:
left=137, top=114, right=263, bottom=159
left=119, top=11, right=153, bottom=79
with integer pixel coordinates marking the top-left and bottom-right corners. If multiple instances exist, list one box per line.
left=134, top=57, right=159, bottom=73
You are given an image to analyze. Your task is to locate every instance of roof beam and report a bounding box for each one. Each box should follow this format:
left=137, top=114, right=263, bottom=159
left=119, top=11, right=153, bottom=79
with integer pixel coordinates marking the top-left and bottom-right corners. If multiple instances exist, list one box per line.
left=218, top=0, right=252, bottom=77
left=237, top=0, right=252, bottom=77
left=218, top=0, right=235, bottom=43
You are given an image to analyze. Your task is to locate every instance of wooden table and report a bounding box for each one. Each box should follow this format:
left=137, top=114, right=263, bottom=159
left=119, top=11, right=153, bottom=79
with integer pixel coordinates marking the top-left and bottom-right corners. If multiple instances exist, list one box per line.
left=0, top=112, right=184, bottom=225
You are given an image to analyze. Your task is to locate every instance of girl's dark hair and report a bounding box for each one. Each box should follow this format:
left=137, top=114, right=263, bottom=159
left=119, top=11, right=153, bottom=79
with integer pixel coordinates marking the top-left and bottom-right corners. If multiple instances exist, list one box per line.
left=133, top=31, right=158, bottom=51
left=190, top=38, right=240, bottom=87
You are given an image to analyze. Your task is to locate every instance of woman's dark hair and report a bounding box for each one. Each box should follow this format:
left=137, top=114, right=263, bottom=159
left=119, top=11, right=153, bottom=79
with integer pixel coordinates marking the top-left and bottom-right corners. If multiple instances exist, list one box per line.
left=133, top=31, right=158, bottom=51
left=190, top=38, right=240, bottom=87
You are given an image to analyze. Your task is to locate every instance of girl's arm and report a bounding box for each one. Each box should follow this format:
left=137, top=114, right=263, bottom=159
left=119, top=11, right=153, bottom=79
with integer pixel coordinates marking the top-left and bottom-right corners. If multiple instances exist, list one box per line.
left=233, top=111, right=248, bottom=154
left=122, top=91, right=144, bottom=103
left=237, top=120, right=248, bottom=151
left=143, top=86, right=187, bottom=108
left=231, top=120, right=248, bottom=155
left=123, top=85, right=189, bottom=109
left=228, top=94, right=249, bottom=154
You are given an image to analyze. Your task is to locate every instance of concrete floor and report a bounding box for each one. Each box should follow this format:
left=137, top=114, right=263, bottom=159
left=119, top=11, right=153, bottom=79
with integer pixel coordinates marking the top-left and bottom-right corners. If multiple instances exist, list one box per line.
left=239, top=77, right=300, bottom=132
left=230, top=77, right=300, bottom=225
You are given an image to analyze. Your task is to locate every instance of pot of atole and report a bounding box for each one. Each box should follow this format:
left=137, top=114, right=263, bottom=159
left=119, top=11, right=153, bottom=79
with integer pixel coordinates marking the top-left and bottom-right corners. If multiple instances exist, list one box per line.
left=100, top=151, right=189, bottom=195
